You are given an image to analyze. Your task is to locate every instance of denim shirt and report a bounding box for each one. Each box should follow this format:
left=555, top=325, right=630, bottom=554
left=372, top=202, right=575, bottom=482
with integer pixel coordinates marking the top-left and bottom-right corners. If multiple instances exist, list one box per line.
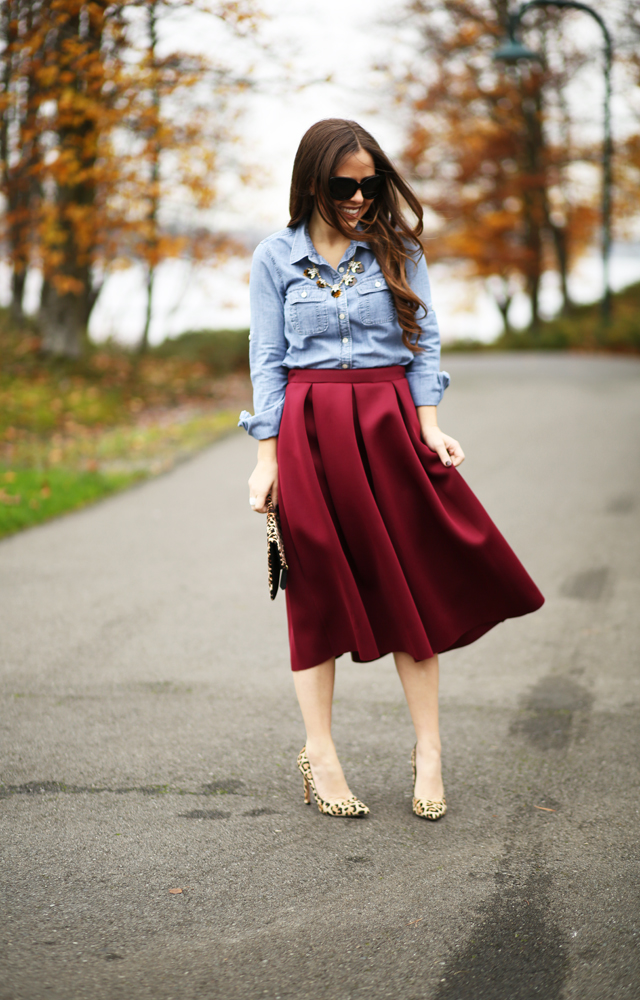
left=238, top=221, right=450, bottom=440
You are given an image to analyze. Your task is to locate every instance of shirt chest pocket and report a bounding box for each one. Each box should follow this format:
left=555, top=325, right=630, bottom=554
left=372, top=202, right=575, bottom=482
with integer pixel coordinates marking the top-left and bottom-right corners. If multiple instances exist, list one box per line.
left=357, top=278, right=396, bottom=327
left=285, top=287, right=329, bottom=336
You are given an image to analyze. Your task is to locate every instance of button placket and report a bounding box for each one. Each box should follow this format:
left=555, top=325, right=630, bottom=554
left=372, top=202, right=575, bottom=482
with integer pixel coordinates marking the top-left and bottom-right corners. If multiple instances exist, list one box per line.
left=337, top=287, right=352, bottom=369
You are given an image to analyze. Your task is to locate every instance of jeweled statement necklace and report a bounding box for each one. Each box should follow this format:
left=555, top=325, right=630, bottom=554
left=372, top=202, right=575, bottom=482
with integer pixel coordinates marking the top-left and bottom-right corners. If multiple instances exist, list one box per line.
left=303, top=259, right=364, bottom=298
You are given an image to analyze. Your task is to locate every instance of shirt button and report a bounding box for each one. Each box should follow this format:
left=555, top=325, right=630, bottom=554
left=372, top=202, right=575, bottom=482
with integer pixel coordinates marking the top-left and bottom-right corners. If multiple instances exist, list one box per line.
left=341, top=363, right=348, bottom=369
left=375, top=280, right=381, bottom=287
left=338, top=266, right=344, bottom=273
left=342, top=337, right=348, bottom=344
left=301, top=291, right=307, bottom=297
left=339, top=313, right=345, bottom=320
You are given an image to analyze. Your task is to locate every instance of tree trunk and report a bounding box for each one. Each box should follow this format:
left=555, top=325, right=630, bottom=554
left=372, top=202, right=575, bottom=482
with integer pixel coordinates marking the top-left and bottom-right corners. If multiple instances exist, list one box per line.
left=39, top=281, right=88, bottom=358
left=520, top=80, right=546, bottom=334
left=138, top=0, right=161, bottom=355
left=496, top=295, right=513, bottom=334
left=487, top=277, right=513, bottom=334
left=527, top=271, right=541, bottom=329
left=548, top=221, right=573, bottom=314
left=139, top=264, right=155, bottom=355
left=10, top=269, right=26, bottom=324
left=522, top=219, right=542, bottom=331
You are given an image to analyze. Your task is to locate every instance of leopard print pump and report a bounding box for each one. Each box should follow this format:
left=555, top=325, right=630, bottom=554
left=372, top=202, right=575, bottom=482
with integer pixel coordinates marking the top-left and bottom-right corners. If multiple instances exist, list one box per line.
left=297, top=747, right=370, bottom=817
left=411, top=745, right=447, bottom=821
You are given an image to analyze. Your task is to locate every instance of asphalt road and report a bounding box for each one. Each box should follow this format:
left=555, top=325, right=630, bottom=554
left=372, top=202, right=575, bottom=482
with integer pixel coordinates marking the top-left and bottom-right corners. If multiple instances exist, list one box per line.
left=1, top=353, right=639, bottom=1000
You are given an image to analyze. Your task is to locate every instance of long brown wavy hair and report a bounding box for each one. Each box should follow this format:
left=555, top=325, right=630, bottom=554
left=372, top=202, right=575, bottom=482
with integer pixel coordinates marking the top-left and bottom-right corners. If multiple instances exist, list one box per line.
left=288, top=119, right=426, bottom=352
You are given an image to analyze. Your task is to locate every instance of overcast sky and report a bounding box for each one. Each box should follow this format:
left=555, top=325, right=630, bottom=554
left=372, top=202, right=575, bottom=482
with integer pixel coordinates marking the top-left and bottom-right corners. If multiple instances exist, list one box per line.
left=206, top=0, right=630, bottom=234
left=193, top=0, right=405, bottom=233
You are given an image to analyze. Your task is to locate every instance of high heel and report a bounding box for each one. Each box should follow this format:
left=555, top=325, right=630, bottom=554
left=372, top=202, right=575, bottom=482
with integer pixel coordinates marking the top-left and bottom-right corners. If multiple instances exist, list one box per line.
left=411, top=745, right=447, bottom=821
left=297, top=747, right=369, bottom=817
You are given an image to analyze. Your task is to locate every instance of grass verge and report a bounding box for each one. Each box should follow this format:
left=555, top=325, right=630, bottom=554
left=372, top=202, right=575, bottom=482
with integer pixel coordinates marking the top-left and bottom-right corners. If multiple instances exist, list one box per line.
left=0, top=466, right=141, bottom=539
left=0, top=407, right=243, bottom=541
left=1, top=311, right=251, bottom=540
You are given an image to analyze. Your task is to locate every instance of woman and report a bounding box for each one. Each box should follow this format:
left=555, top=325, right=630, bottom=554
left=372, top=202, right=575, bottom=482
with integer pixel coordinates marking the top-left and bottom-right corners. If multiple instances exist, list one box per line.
left=239, top=119, right=543, bottom=821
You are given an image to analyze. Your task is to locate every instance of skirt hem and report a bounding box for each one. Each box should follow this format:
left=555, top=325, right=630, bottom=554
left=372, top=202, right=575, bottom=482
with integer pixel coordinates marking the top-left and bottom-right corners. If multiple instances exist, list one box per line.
left=290, top=615, right=539, bottom=671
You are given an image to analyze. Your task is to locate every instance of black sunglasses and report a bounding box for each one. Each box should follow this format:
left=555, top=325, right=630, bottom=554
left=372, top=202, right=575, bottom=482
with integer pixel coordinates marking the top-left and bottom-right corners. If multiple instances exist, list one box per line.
left=328, top=174, right=384, bottom=201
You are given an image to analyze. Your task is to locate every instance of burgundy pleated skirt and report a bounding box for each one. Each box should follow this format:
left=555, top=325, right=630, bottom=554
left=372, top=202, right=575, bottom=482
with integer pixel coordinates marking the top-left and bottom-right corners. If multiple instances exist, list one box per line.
left=277, top=366, right=544, bottom=672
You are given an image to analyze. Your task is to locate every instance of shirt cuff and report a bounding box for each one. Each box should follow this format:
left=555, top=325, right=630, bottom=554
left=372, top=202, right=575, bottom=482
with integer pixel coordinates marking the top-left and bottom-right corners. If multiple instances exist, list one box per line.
left=238, top=403, right=284, bottom=440
left=405, top=370, right=451, bottom=407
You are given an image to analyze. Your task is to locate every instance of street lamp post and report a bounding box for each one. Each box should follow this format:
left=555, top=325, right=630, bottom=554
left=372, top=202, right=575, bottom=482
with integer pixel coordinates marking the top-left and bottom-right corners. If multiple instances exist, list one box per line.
left=494, top=1, right=614, bottom=322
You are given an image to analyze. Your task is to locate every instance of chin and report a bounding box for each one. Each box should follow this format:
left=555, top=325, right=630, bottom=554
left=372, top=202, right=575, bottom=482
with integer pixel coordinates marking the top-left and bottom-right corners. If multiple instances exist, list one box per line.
left=340, top=212, right=361, bottom=227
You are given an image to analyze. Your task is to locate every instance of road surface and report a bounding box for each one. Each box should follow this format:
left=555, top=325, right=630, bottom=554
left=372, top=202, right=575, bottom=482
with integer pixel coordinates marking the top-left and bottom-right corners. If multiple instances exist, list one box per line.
left=1, top=353, right=639, bottom=1000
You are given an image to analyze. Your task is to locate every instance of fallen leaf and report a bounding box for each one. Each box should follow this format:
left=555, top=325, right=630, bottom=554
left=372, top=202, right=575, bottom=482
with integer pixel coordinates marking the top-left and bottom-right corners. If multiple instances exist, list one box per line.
left=533, top=805, right=556, bottom=812
left=168, top=888, right=182, bottom=894
left=407, top=918, right=422, bottom=925
left=3, top=470, right=16, bottom=482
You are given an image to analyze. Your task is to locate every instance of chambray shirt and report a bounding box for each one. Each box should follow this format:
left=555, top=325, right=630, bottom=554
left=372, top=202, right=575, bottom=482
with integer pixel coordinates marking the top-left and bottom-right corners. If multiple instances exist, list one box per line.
left=238, top=221, right=450, bottom=440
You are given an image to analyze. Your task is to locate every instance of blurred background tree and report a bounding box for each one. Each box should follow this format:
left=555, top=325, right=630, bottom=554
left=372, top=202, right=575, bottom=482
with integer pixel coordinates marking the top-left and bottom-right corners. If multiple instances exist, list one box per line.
left=388, top=0, right=640, bottom=333
left=117, top=0, right=257, bottom=354
left=0, top=0, right=260, bottom=358
left=0, top=0, right=49, bottom=327
left=36, top=1, right=127, bottom=358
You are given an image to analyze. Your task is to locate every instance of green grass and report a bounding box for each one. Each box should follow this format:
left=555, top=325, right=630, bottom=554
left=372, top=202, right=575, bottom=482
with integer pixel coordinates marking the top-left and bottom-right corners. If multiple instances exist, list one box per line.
left=0, top=408, right=243, bottom=540
left=0, top=466, right=141, bottom=540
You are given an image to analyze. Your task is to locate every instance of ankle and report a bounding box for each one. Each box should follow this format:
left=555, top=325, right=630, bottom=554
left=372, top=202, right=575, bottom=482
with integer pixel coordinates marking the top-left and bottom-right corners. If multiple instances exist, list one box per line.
left=416, top=741, right=441, bottom=759
left=305, top=739, right=337, bottom=764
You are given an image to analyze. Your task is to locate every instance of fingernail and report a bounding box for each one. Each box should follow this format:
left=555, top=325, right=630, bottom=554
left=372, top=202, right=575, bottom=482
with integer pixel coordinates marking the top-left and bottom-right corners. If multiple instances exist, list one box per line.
left=446, top=460, right=452, bottom=467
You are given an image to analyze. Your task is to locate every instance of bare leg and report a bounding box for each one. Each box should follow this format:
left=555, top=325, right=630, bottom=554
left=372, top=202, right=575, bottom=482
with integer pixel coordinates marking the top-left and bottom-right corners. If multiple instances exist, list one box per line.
left=393, top=651, right=444, bottom=800
left=292, top=657, right=352, bottom=801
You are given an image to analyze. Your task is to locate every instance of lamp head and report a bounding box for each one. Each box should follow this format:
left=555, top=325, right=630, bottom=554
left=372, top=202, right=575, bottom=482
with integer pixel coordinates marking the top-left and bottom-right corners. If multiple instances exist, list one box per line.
left=493, top=39, right=541, bottom=64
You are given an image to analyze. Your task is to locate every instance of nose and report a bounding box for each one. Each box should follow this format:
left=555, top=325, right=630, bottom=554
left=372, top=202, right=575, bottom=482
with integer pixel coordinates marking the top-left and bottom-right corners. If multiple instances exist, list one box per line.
left=350, top=189, right=364, bottom=205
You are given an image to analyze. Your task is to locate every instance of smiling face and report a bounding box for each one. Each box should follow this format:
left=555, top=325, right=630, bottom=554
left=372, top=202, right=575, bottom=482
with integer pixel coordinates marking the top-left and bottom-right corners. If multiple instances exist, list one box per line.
left=331, top=148, right=376, bottom=229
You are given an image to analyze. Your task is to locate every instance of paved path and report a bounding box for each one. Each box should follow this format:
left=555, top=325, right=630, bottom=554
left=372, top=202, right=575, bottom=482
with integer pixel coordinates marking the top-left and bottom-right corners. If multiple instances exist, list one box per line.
left=1, top=353, right=639, bottom=1000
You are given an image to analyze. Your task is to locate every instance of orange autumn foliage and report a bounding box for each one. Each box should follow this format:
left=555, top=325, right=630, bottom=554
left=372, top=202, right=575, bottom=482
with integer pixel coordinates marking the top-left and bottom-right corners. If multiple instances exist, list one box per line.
left=388, top=0, right=638, bottom=330
left=0, top=0, right=262, bottom=357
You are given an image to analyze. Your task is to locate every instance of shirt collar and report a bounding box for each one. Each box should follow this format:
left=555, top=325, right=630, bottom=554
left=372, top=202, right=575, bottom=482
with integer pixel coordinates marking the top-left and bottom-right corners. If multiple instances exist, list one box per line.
left=289, top=219, right=370, bottom=266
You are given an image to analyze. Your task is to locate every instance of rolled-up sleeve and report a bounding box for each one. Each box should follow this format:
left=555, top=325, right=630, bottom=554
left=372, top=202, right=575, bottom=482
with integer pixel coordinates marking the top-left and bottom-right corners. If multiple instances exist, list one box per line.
left=403, top=253, right=450, bottom=406
left=238, top=242, right=289, bottom=440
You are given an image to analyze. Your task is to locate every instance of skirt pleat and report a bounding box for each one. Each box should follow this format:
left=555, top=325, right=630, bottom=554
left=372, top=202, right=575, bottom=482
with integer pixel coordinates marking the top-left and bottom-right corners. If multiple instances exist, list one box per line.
left=278, top=367, right=544, bottom=672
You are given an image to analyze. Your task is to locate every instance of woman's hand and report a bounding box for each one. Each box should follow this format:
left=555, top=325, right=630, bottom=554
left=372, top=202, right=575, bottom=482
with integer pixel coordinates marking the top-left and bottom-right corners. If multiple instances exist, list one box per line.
left=248, top=437, right=278, bottom=513
left=421, top=424, right=465, bottom=468
left=416, top=405, right=464, bottom=468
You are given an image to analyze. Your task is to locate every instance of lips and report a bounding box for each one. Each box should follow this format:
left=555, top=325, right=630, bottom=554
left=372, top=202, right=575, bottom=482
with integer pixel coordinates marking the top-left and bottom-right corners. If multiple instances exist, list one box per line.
left=340, top=206, right=362, bottom=221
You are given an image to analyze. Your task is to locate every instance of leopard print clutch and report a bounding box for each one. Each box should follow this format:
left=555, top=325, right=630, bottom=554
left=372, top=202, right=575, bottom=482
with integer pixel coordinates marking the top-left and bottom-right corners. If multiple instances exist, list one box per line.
left=266, top=495, right=288, bottom=600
